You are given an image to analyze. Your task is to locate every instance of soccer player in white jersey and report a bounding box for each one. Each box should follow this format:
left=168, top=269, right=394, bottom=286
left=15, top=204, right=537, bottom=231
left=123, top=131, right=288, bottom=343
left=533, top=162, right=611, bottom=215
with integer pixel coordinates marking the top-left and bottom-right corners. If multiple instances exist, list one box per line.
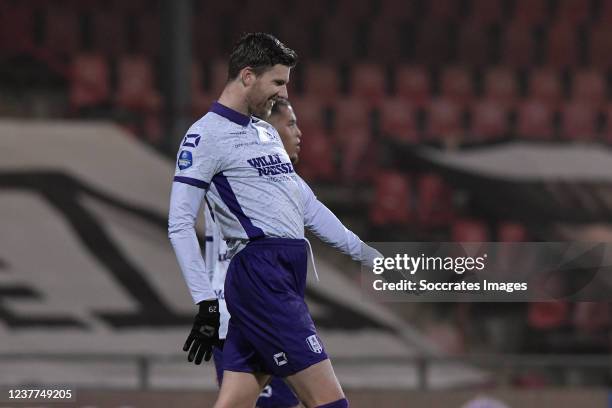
left=205, top=98, right=380, bottom=408
left=168, top=33, right=378, bottom=408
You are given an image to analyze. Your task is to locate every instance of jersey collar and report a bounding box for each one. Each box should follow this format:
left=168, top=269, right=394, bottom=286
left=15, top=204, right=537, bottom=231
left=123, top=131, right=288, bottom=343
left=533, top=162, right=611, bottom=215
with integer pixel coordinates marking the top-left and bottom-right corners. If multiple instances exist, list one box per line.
left=210, top=101, right=250, bottom=126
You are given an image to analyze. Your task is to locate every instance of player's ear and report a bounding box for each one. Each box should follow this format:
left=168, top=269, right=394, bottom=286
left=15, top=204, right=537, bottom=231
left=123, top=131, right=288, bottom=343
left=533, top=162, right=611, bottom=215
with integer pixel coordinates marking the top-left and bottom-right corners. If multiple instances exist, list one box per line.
left=240, top=67, right=256, bottom=87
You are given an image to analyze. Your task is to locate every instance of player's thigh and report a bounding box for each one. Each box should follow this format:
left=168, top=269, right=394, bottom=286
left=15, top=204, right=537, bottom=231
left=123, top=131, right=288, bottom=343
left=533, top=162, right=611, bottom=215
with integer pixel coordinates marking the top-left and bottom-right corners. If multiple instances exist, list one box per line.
left=214, top=370, right=271, bottom=408
left=285, top=359, right=344, bottom=408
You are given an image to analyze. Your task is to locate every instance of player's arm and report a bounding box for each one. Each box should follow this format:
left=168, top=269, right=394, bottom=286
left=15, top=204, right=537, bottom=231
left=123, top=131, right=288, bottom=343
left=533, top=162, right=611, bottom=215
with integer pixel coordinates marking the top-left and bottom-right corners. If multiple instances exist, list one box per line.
left=168, top=182, right=214, bottom=302
left=168, top=131, right=218, bottom=303
left=203, top=202, right=217, bottom=284
left=168, top=131, right=221, bottom=364
left=298, top=176, right=382, bottom=268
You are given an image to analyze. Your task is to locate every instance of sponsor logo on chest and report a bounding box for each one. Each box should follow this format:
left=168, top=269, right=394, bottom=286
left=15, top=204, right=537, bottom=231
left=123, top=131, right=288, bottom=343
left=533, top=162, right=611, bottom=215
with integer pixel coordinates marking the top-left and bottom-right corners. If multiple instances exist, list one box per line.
left=247, top=154, right=295, bottom=177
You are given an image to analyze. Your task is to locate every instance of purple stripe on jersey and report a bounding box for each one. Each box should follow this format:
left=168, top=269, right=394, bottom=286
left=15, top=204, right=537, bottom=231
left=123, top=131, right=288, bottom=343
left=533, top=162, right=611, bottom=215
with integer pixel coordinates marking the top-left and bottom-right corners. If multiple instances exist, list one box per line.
left=210, top=101, right=250, bottom=126
left=205, top=236, right=214, bottom=242
left=205, top=197, right=215, bottom=221
left=212, top=173, right=265, bottom=240
left=173, top=176, right=209, bottom=189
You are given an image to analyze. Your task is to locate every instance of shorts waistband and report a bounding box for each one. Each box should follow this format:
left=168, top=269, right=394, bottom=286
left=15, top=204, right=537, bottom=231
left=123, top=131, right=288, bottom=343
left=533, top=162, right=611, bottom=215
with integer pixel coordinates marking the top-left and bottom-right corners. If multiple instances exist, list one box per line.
left=246, top=237, right=306, bottom=248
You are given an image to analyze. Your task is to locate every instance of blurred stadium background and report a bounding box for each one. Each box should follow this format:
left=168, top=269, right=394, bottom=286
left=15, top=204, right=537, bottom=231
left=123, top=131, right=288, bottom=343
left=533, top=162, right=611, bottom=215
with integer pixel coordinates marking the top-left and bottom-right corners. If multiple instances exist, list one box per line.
left=2, top=0, right=612, bottom=406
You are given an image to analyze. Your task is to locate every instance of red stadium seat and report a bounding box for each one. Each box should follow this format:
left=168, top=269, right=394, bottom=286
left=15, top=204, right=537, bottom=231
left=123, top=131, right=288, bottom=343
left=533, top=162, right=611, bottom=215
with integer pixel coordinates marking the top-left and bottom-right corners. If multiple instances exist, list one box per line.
left=69, top=0, right=103, bottom=12
left=192, top=16, right=223, bottom=60
left=332, top=97, right=371, bottom=136
left=528, top=302, right=569, bottom=330
left=291, top=0, right=327, bottom=20
left=92, top=10, right=127, bottom=57
left=338, top=127, right=375, bottom=182
left=497, top=221, right=528, bottom=270
left=527, top=68, right=563, bottom=107
left=43, top=6, right=80, bottom=57
left=143, top=113, right=163, bottom=144
left=116, top=55, right=162, bottom=112
left=209, top=59, right=228, bottom=96
left=427, top=0, right=461, bottom=21
left=602, top=105, right=612, bottom=143
left=456, top=20, right=491, bottom=67
left=69, top=53, right=110, bottom=111
left=501, top=22, right=536, bottom=68
left=440, top=66, right=475, bottom=107
left=191, top=62, right=213, bottom=116
left=319, top=16, right=357, bottom=61
left=290, top=97, right=326, bottom=133
left=498, top=222, right=528, bottom=241
left=512, top=0, right=548, bottom=25
left=469, top=98, right=508, bottom=141
left=134, top=11, right=160, bottom=56
left=234, top=5, right=277, bottom=36
left=350, top=63, right=387, bottom=104
left=336, top=0, right=372, bottom=19
left=516, top=99, right=554, bottom=139
left=451, top=219, right=489, bottom=241
left=546, top=22, right=579, bottom=68
left=277, top=17, right=313, bottom=59
left=483, top=67, right=520, bottom=109
left=288, top=64, right=302, bottom=98
left=379, top=98, right=419, bottom=143
left=369, top=171, right=412, bottom=226
left=286, top=60, right=302, bottom=98
left=572, top=69, right=606, bottom=107
left=303, top=63, right=340, bottom=100
left=560, top=101, right=598, bottom=141
left=417, top=173, right=454, bottom=228
left=395, top=65, right=431, bottom=108
left=414, top=18, right=453, bottom=65
left=378, top=0, right=414, bottom=21
left=469, top=0, right=503, bottom=25
left=425, top=98, right=463, bottom=142
left=192, top=92, right=214, bottom=119
left=296, top=128, right=336, bottom=182
left=197, top=1, right=240, bottom=19
left=0, top=2, right=35, bottom=54
left=239, top=0, right=283, bottom=20
left=589, top=24, right=612, bottom=68
left=573, top=302, right=611, bottom=332
left=598, top=0, right=612, bottom=24
left=113, top=0, right=148, bottom=14
left=555, top=0, right=591, bottom=26
left=365, top=17, right=402, bottom=62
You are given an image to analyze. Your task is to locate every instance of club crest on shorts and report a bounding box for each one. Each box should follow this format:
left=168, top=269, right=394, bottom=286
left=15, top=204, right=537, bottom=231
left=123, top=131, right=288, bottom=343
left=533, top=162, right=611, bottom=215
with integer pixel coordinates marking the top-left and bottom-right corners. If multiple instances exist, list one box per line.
left=273, top=352, right=288, bottom=366
left=306, top=335, right=323, bottom=354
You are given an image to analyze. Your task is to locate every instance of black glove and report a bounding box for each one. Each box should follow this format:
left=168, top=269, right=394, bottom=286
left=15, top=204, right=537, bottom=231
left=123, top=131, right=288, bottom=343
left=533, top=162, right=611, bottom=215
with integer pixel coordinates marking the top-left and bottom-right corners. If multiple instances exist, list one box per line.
left=183, top=299, right=220, bottom=364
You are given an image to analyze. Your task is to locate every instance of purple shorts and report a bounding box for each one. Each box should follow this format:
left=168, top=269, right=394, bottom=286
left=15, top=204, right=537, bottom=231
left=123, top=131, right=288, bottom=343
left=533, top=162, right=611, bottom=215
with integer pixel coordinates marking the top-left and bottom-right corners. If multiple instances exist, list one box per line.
left=222, top=238, right=328, bottom=377
left=213, top=346, right=300, bottom=408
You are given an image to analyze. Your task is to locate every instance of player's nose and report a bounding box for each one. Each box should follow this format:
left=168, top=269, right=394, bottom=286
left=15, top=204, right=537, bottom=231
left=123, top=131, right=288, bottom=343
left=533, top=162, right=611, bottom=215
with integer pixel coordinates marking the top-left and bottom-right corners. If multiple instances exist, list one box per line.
left=278, top=85, right=289, bottom=99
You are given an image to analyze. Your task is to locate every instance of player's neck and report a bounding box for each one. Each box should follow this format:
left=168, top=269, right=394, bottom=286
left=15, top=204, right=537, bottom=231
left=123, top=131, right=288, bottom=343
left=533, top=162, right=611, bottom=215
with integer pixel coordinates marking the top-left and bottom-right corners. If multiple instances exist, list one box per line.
left=218, top=83, right=249, bottom=117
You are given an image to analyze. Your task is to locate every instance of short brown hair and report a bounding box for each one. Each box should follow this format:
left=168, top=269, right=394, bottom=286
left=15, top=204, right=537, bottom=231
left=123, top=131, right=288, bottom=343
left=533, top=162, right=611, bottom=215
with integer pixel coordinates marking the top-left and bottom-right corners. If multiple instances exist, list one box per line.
left=228, top=33, right=298, bottom=80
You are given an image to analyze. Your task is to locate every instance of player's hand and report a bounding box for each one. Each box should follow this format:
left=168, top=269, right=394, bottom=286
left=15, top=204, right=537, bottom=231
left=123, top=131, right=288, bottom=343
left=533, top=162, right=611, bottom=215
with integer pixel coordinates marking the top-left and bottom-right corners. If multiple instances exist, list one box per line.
left=360, top=242, right=384, bottom=270
left=183, top=299, right=220, bottom=364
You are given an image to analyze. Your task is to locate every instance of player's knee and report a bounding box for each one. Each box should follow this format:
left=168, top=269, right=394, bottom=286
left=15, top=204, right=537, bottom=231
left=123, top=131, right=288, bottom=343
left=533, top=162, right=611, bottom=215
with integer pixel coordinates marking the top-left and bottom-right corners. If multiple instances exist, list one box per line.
left=315, top=398, right=349, bottom=408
